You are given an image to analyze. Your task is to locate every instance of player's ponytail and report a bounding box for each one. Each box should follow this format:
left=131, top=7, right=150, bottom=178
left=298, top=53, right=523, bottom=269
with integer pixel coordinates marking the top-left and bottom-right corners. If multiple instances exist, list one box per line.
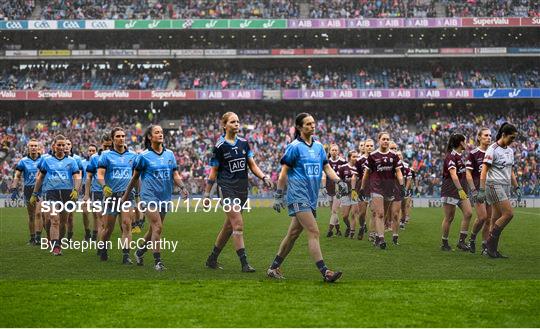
left=495, top=122, right=517, bottom=141
left=99, top=133, right=111, bottom=155
left=294, top=112, right=311, bottom=139
left=447, top=133, right=465, bottom=152
left=143, top=125, right=155, bottom=150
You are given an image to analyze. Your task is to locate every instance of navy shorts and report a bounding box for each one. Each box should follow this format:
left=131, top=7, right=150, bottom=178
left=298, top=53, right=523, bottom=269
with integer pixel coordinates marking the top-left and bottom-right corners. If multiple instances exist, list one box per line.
left=24, top=186, right=35, bottom=202
left=288, top=202, right=317, bottom=218
left=91, top=191, right=103, bottom=202
left=217, top=186, right=248, bottom=208
left=103, top=191, right=135, bottom=216
left=44, top=189, right=72, bottom=203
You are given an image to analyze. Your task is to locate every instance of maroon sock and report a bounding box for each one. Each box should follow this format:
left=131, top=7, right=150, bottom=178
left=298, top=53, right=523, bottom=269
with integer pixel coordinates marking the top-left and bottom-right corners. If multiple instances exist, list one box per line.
left=459, top=232, right=467, bottom=242
left=487, top=224, right=502, bottom=252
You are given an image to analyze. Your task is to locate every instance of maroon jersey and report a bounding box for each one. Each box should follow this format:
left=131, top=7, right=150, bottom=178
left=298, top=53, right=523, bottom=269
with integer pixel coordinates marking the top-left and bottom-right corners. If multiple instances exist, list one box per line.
left=465, top=147, right=485, bottom=190
left=338, top=163, right=358, bottom=192
left=441, top=150, right=467, bottom=198
left=366, top=150, right=402, bottom=196
left=326, top=157, right=346, bottom=196
left=355, top=155, right=368, bottom=191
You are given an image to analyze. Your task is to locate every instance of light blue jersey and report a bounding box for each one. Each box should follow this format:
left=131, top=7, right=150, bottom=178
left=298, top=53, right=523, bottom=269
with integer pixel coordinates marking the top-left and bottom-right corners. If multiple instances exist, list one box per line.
left=85, top=153, right=102, bottom=192
left=98, top=149, right=137, bottom=193
left=280, top=138, right=328, bottom=212
left=38, top=155, right=79, bottom=191
left=135, top=148, right=178, bottom=202
left=15, top=155, right=41, bottom=186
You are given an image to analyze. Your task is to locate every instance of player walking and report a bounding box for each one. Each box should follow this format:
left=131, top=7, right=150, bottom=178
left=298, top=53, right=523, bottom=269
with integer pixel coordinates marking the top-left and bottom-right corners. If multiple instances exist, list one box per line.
left=267, top=113, right=346, bottom=282
left=324, top=144, right=347, bottom=237
left=477, top=123, right=520, bottom=258
left=465, top=128, right=492, bottom=254
left=204, top=112, right=273, bottom=272
left=122, top=125, right=189, bottom=271
left=440, top=133, right=473, bottom=252
left=338, top=151, right=359, bottom=238
left=11, top=139, right=42, bottom=245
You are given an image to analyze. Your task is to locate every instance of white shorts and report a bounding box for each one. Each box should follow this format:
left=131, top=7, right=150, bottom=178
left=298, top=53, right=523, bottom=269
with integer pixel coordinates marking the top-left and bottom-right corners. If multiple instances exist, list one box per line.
left=486, top=184, right=511, bottom=205
left=371, top=193, right=395, bottom=202
left=340, top=195, right=358, bottom=207
left=441, top=196, right=461, bottom=206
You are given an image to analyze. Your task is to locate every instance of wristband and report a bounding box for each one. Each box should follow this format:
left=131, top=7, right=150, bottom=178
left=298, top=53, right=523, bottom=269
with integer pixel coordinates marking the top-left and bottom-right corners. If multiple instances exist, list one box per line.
left=206, top=179, right=216, bottom=185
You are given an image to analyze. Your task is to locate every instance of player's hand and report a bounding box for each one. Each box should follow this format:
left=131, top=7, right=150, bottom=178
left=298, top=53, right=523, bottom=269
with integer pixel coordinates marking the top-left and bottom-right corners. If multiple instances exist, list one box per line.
left=262, top=176, right=274, bottom=189
left=179, top=186, right=189, bottom=199
left=514, top=186, right=522, bottom=202
left=202, top=192, right=211, bottom=208
left=320, top=187, right=328, bottom=199
left=29, top=192, right=39, bottom=206
left=400, top=185, right=407, bottom=198
left=469, top=189, right=478, bottom=203
left=406, top=188, right=413, bottom=198
left=351, top=189, right=359, bottom=202
left=457, top=188, right=467, bottom=200
left=70, top=188, right=79, bottom=201
left=273, top=190, right=285, bottom=213
left=10, top=188, right=18, bottom=201
left=103, top=185, right=113, bottom=198
left=336, top=180, right=348, bottom=199
left=83, top=193, right=90, bottom=202
left=476, top=188, right=486, bottom=203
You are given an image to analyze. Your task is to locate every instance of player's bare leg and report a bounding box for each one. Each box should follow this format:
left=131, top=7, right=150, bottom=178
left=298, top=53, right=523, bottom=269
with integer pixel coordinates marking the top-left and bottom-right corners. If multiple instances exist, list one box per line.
left=456, top=200, right=472, bottom=251
left=357, top=201, right=368, bottom=240
left=340, top=204, right=352, bottom=238
left=26, top=201, right=36, bottom=245
left=206, top=217, right=232, bottom=269
left=486, top=200, right=513, bottom=258
left=120, top=209, right=134, bottom=264
left=372, top=197, right=387, bottom=249
left=441, top=204, right=456, bottom=251
left=391, top=201, right=402, bottom=245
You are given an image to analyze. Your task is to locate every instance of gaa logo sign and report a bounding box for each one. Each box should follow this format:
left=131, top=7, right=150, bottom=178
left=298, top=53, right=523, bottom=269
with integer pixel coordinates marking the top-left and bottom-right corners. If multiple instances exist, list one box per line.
left=90, top=21, right=110, bottom=29
left=30, top=20, right=53, bottom=29
left=60, top=21, right=84, bottom=29
left=5, top=21, right=26, bottom=29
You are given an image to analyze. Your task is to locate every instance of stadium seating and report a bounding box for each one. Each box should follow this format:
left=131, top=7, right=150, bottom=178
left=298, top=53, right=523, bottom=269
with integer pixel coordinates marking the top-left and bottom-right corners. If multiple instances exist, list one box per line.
left=2, top=66, right=538, bottom=90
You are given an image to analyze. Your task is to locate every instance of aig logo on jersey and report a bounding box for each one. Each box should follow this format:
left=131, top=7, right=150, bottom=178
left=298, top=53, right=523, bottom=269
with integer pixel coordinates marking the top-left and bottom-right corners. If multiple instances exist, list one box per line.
left=112, top=168, right=131, bottom=179
left=304, top=163, right=321, bottom=177
left=228, top=158, right=246, bottom=173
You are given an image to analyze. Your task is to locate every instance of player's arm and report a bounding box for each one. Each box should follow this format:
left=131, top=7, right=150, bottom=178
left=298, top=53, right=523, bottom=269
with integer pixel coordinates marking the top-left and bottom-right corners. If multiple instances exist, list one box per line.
left=97, top=167, right=106, bottom=188
left=465, top=169, right=476, bottom=192
left=275, top=164, right=289, bottom=191
left=247, top=157, right=272, bottom=187
left=405, top=174, right=412, bottom=190
left=479, top=163, right=490, bottom=190
left=72, top=171, right=82, bottom=191
left=203, top=166, right=218, bottom=197
left=32, top=171, right=44, bottom=196
left=360, top=169, right=369, bottom=192
left=449, top=167, right=464, bottom=190
left=10, top=169, right=22, bottom=190
left=172, top=170, right=188, bottom=198
left=323, top=163, right=340, bottom=183
left=511, top=170, right=519, bottom=189
left=84, top=172, right=93, bottom=201
left=121, top=169, right=141, bottom=204
left=321, top=172, right=327, bottom=187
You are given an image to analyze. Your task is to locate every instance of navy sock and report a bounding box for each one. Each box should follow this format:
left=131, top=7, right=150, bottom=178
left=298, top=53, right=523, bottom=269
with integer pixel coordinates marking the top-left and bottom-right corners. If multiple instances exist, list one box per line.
left=316, top=260, right=328, bottom=276
left=35, top=232, right=41, bottom=240
left=122, top=248, right=130, bottom=255
left=236, top=248, right=248, bottom=267
left=91, top=230, right=97, bottom=240
left=136, top=244, right=147, bottom=257
left=153, top=252, right=161, bottom=264
left=210, top=245, right=222, bottom=260
left=270, top=255, right=284, bottom=270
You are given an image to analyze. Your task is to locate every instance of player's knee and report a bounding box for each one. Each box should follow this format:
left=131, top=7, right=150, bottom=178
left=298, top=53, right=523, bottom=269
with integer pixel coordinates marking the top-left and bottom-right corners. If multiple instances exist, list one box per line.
left=503, top=210, right=514, bottom=220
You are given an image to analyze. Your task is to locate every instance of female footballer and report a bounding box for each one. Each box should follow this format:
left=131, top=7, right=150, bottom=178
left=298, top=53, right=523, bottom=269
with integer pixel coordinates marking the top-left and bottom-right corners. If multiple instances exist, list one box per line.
left=267, top=112, right=347, bottom=282
left=204, top=112, right=274, bottom=272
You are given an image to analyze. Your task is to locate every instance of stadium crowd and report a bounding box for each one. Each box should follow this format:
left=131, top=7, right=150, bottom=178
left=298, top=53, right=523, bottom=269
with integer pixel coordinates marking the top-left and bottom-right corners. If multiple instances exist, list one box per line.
left=1, top=0, right=539, bottom=20
left=2, top=64, right=539, bottom=90
left=39, top=0, right=299, bottom=20
left=1, top=107, right=538, bottom=197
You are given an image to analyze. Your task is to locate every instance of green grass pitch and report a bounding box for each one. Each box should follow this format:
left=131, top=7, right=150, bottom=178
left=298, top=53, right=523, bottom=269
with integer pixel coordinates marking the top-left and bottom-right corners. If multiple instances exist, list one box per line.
left=1, top=206, right=539, bottom=327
